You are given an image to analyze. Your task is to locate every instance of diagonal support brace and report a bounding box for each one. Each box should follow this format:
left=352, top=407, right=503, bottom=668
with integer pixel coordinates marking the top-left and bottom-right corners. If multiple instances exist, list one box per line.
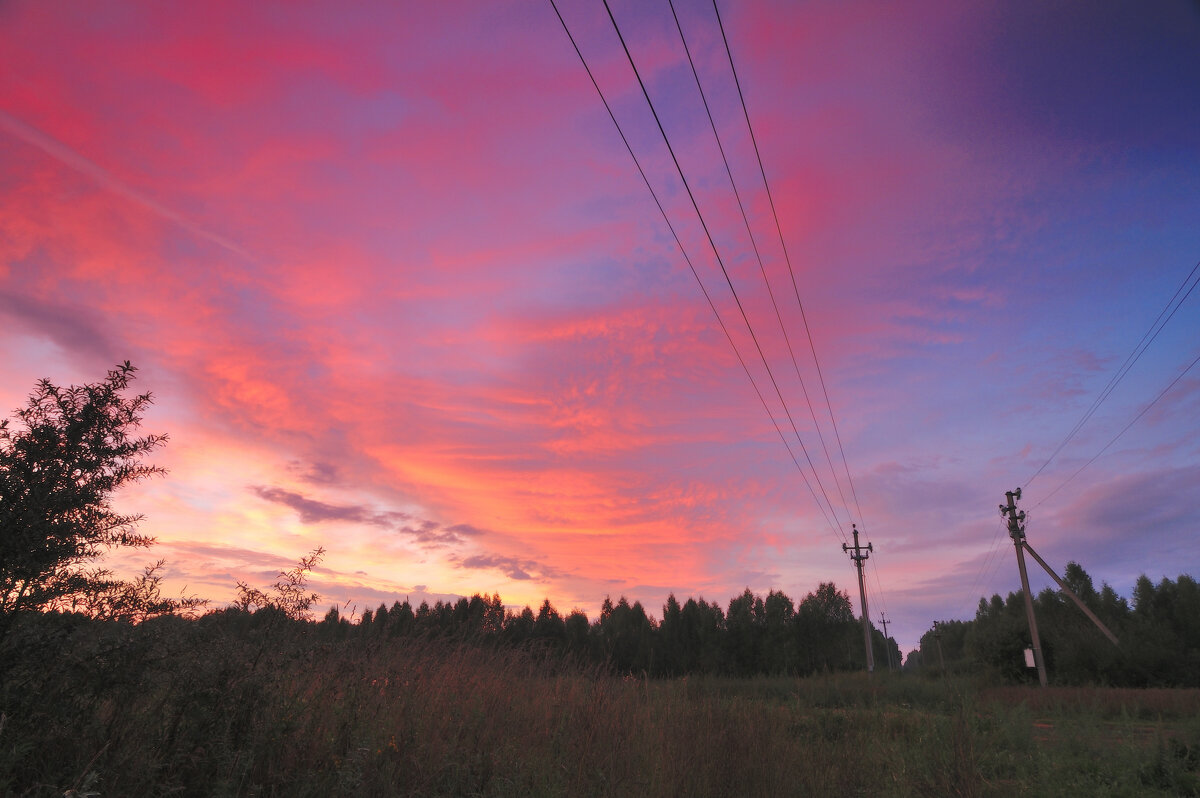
left=1021, top=541, right=1120, bottom=647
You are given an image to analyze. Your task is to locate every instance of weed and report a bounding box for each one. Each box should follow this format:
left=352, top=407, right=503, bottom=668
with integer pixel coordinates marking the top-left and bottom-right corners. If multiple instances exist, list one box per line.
left=3, top=617, right=1197, bottom=796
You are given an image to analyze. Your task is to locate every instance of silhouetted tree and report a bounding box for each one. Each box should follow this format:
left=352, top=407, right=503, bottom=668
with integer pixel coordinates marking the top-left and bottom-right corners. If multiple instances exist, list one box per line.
left=796, top=583, right=856, bottom=673
left=1033, top=564, right=1127, bottom=683
left=533, top=598, right=565, bottom=641
left=451, top=596, right=473, bottom=635
left=870, top=626, right=900, bottom=672
left=564, top=609, right=590, bottom=655
left=503, top=605, right=535, bottom=644
left=370, top=602, right=389, bottom=636
left=679, top=597, right=724, bottom=673
left=414, top=600, right=432, bottom=633
left=916, top=619, right=969, bottom=676
left=388, top=599, right=415, bottom=636
left=963, top=592, right=1026, bottom=679
left=0, top=363, right=168, bottom=639
left=763, top=590, right=797, bottom=673
left=1128, top=573, right=1200, bottom=685
left=658, top=594, right=685, bottom=676
left=595, top=596, right=655, bottom=672
left=79, top=559, right=204, bottom=623
left=475, top=593, right=504, bottom=636
left=318, top=605, right=352, bottom=640
left=234, top=548, right=324, bottom=621
left=725, top=588, right=765, bottom=675
left=431, top=600, right=455, bottom=633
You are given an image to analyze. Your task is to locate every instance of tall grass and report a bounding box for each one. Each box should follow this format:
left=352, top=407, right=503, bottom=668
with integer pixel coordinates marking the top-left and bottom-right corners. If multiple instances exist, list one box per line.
left=2, top=613, right=1197, bottom=796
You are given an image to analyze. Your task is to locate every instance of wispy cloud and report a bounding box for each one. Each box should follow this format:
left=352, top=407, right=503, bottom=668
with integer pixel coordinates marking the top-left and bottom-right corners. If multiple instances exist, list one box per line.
left=0, top=109, right=257, bottom=263
left=250, top=486, right=387, bottom=526
left=456, top=554, right=565, bottom=582
left=0, top=290, right=117, bottom=359
left=288, top=460, right=341, bottom=485
left=250, top=485, right=486, bottom=549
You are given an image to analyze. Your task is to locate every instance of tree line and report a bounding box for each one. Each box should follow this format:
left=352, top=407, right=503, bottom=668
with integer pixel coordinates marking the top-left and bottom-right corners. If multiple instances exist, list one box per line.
left=909, top=562, right=1199, bottom=687
left=309, top=581, right=900, bottom=677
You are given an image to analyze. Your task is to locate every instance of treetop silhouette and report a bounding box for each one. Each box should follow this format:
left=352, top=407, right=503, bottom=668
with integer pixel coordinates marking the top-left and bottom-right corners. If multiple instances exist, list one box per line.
left=0, top=362, right=167, bottom=636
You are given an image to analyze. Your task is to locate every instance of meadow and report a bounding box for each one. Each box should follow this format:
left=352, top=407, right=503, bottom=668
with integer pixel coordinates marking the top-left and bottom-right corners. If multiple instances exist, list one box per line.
left=2, top=611, right=1197, bottom=797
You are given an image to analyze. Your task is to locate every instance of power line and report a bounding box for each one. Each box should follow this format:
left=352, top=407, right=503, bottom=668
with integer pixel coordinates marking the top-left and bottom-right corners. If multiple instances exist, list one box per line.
left=957, top=516, right=1011, bottom=620
left=547, top=0, right=846, bottom=543
left=599, top=0, right=848, bottom=538
left=1026, top=258, right=1200, bottom=489
left=712, top=0, right=867, bottom=534
left=667, top=0, right=855, bottom=530
left=706, top=0, right=889, bottom=618
left=867, top=554, right=890, bottom=619
left=1034, top=345, right=1200, bottom=508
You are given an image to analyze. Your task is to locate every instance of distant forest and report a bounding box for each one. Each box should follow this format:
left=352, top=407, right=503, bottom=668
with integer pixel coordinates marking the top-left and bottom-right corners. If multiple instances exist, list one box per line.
left=911, top=563, right=1199, bottom=687
left=313, top=580, right=899, bottom=678
left=6, top=562, right=1196, bottom=689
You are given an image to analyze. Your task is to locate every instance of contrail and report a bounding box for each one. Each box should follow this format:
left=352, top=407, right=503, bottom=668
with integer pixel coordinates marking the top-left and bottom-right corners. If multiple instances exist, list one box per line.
left=0, top=108, right=258, bottom=264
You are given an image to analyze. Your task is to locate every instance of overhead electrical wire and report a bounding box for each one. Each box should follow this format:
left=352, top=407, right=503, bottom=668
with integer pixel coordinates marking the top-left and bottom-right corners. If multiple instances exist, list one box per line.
left=668, top=0, right=856, bottom=531
left=597, top=0, right=849, bottom=539
left=1025, top=258, right=1200, bottom=490
left=957, top=516, right=1012, bottom=620
left=964, top=260, right=1199, bottom=621
left=553, top=1, right=908, bottom=644
left=867, top=556, right=890, bottom=620
left=712, top=0, right=868, bottom=535
left=710, top=0, right=892, bottom=624
left=1034, top=345, right=1200, bottom=508
left=547, top=0, right=846, bottom=544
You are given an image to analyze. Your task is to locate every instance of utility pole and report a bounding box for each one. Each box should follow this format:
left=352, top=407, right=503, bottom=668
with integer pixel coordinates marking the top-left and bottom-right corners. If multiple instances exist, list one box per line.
left=997, top=488, right=1119, bottom=687
left=843, top=524, right=874, bottom=673
left=878, top=612, right=894, bottom=671
left=1001, top=488, right=1047, bottom=687
left=933, top=621, right=946, bottom=673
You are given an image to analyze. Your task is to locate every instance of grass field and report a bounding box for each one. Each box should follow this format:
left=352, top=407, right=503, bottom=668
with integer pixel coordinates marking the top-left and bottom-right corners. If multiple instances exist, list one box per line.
left=2, top=617, right=1197, bottom=797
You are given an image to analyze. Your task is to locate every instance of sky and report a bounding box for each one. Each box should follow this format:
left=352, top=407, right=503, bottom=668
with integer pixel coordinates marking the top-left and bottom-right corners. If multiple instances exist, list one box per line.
left=2, top=0, right=1198, bottom=655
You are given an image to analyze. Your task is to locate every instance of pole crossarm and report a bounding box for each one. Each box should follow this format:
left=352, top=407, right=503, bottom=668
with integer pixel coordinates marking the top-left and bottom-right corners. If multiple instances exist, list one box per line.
left=842, top=525, right=874, bottom=561
left=843, top=524, right=875, bottom=673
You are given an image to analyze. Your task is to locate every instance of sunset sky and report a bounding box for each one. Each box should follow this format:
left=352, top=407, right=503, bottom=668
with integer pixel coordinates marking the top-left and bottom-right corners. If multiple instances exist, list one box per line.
left=2, top=0, right=1198, bottom=654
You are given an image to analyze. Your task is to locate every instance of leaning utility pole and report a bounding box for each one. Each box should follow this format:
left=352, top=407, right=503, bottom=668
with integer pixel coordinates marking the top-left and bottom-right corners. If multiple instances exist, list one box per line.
left=843, top=524, right=874, bottom=673
left=999, top=488, right=1120, bottom=688
left=1001, top=488, right=1048, bottom=687
left=878, top=612, right=894, bottom=671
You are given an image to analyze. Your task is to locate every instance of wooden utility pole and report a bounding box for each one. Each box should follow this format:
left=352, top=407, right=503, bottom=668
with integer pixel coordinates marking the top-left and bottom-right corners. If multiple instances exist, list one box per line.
left=843, top=524, right=874, bottom=673
left=1001, top=488, right=1047, bottom=687
left=878, top=612, right=894, bottom=671
left=999, top=488, right=1121, bottom=687
left=933, top=621, right=946, bottom=673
